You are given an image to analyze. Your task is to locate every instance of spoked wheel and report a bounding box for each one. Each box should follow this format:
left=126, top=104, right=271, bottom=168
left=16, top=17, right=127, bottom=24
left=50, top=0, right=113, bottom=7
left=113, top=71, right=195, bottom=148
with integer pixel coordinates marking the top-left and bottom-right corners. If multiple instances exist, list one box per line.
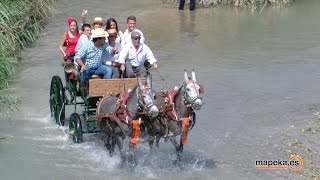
left=69, top=113, right=83, bottom=143
left=49, top=75, right=65, bottom=126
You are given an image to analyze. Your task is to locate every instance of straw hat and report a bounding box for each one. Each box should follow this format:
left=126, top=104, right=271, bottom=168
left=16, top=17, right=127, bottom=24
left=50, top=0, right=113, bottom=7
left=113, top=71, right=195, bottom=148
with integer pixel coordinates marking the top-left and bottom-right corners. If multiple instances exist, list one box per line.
left=92, top=17, right=105, bottom=26
left=91, top=28, right=106, bottom=38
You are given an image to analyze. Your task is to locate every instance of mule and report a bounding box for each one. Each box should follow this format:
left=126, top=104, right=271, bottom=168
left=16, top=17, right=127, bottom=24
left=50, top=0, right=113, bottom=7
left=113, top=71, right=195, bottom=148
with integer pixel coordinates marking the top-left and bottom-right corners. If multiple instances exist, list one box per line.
left=96, top=76, right=159, bottom=167
left=144, top=69, right=204, bottom=164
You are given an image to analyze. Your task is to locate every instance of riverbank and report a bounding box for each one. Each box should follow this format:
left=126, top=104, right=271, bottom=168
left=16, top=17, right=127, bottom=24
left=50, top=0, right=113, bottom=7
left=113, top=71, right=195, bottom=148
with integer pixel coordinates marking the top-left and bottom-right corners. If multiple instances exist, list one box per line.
left=0, top=0, right=55, bottom=117
left=164, top=0, right=294, bottom=10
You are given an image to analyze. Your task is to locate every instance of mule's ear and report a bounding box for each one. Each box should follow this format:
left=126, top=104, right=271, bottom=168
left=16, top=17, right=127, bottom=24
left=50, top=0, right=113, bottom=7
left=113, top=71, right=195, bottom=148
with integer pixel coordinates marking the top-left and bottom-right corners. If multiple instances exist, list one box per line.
left=138, top=77, right=144, bottom=89
left=191, top=69, right=196, bottom=82
left=199, top=84, right=204, bottom=94
left=184, top=69, right=189, bottom=81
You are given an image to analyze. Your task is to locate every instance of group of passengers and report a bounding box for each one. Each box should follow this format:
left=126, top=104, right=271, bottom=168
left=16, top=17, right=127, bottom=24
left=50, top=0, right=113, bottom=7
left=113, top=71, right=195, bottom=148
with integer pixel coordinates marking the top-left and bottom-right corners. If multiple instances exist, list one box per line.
left=58, top=11, right=158, bottom=84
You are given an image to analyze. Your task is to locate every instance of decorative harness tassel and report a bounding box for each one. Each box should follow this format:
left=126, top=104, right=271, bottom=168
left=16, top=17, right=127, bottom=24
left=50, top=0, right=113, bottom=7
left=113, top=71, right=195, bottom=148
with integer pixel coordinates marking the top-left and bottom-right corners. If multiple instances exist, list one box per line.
left=180, top=117, right=190, bottom=144
left=130, top=118, right=141, bottom=147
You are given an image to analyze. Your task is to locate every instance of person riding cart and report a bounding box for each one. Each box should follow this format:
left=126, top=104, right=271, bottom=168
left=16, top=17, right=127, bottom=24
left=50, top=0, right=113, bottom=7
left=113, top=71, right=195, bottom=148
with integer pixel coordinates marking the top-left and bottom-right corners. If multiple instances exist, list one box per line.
left=118, top=30, right=158, bottom=78
left=75, top=28, right=113, bottom=83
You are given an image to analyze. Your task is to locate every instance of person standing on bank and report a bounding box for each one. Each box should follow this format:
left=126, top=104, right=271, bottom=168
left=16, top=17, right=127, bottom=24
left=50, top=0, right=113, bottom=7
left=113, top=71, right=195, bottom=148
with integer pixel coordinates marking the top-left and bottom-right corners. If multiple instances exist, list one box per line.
left=118, top=30, right=158, bottom=78
left=179, top=0, right=196, bottom=11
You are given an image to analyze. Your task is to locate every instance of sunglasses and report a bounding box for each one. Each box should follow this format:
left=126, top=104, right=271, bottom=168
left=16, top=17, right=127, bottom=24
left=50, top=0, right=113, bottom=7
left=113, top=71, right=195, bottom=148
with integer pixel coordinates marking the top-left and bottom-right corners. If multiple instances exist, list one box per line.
left=108, top=33, right=117, bottom=38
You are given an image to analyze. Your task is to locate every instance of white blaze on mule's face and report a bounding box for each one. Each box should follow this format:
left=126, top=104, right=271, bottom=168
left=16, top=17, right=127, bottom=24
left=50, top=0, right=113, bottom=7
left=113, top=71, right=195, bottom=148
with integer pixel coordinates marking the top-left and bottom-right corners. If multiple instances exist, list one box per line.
left=184, top=70, right=203, bottom=110
left=141, top=90, right=159, bottom=118
left=138, top=78, right=159, bottom=118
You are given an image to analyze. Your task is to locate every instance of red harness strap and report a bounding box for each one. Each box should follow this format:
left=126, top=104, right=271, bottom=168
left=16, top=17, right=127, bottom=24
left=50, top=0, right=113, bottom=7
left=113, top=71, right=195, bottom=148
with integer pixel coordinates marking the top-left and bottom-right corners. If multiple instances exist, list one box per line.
left=181, top=117, right=190, bottom=144
left=115, top=92, right=131, bottom=123
left=164, top=89, right=178, bottom=121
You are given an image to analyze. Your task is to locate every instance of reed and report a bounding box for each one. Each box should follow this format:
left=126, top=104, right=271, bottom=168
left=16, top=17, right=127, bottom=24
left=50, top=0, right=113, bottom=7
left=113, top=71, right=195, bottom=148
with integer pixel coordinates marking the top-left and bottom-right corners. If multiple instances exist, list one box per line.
left=0, top=0, right=55, bottom=117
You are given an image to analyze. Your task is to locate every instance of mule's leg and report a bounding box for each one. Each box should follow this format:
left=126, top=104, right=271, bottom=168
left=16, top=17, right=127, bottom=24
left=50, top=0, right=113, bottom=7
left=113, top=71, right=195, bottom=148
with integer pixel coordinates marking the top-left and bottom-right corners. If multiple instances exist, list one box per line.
left=104, top=134, right=113, bottom=155
left=114, top=135, right=126, bottom=168
left=128, top=145, right=136, bottom=167
left=109, top=136, right=117, bottom=157
left=169, top=137, right=183, bottom=164
left=155, top=135, right=161, bottom=148
left=148, top=135, right=155, bottom=153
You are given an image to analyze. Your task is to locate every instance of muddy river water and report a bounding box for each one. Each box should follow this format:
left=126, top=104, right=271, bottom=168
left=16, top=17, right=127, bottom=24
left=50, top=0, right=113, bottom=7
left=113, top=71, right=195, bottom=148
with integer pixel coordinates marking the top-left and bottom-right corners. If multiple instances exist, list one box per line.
left=1, top=0, right=320, bottom=179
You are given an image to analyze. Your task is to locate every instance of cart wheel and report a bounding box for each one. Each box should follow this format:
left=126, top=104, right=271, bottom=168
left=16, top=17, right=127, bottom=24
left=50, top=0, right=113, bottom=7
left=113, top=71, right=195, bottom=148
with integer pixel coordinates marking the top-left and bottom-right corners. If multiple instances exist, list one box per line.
left=69, top=113, right=83, bottom=143
left=49, top=76, right=65, bottom=126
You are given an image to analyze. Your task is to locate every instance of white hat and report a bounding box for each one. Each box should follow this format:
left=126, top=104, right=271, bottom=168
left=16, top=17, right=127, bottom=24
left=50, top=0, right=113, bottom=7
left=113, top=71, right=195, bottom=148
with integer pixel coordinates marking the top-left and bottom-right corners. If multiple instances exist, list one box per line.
left=91, top=28, right=106, bottom=38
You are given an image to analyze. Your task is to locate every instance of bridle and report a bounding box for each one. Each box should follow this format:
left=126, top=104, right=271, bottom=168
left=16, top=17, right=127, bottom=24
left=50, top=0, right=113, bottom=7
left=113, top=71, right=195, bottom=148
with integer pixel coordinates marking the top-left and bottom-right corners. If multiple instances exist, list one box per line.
left=182, top=80, right=203, bottom=108
left=137, top=86, right=156, bottom=112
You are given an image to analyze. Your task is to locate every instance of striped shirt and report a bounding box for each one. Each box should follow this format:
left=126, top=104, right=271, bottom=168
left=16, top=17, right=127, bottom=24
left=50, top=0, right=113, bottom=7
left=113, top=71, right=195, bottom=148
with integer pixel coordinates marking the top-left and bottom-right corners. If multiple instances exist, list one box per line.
left=75, top=42, right=109, bottom=69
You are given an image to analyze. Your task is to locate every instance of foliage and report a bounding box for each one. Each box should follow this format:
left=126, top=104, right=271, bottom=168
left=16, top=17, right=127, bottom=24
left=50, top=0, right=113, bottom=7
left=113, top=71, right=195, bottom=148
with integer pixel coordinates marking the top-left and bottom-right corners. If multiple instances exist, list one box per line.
left=0, top=0, right=55, bottom=117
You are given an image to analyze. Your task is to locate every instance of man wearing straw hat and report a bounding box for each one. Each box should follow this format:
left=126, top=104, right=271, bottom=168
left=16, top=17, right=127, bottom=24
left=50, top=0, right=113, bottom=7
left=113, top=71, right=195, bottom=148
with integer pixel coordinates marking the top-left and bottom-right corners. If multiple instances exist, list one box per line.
left=75, top=28, right=112, bottom=83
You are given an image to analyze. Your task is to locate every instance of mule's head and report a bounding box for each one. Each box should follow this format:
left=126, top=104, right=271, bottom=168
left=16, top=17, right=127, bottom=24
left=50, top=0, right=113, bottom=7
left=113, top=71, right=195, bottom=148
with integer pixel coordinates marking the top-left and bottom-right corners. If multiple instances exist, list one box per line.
left=183, top=69, right=204, bottom=110
left=137, top=77, right=159, bottom=119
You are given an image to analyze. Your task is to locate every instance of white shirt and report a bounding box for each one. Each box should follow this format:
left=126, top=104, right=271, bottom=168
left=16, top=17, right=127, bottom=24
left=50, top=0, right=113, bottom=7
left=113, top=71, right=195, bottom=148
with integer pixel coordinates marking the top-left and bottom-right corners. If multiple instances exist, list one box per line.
left=104, top=41, right=122, bottom=64
left=118, top=42, right=156, bottom=67
left=116, top=31, right=123, bottom=44
left=121, top=28, right=145, bottom=47
left=75, top=34, right=91, bottom=53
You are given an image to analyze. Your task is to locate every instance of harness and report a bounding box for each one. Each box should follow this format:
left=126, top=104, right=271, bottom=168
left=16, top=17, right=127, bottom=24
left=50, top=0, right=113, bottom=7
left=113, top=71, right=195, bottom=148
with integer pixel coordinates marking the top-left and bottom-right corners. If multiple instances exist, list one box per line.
left=156, top=81, right=203, bottom=144
left=96, top=87, right=154, bottom=147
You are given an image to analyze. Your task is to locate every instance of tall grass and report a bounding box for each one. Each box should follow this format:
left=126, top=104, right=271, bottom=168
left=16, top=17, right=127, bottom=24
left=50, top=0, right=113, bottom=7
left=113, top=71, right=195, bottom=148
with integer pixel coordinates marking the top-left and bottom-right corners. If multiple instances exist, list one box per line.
left=0, top=0, right=55, bottom=118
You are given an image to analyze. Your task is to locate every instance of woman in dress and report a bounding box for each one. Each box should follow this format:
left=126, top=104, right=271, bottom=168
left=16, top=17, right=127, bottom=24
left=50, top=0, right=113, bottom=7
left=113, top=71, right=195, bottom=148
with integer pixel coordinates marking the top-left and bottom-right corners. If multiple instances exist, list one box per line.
left=58, top=17, right=81, bottom=65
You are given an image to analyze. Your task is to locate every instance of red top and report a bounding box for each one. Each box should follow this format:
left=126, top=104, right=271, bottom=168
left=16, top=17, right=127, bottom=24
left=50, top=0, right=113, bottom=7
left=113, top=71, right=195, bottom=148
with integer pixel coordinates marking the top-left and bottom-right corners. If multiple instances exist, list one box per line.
left=64, top=31, right=81, bottom=56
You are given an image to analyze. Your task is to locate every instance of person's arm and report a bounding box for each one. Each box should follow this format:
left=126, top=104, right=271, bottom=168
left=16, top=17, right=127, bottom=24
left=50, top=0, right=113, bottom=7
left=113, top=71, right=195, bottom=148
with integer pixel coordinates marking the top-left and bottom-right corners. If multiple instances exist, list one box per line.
left=144, top=44, right=157, bottom=68
left=59, top=32, right=67, bottom=57
left=81, top=10, right=87, bottom=25
left=118, top=46, right=129, bottom=72
left=75, top=46, right=86, bottom=72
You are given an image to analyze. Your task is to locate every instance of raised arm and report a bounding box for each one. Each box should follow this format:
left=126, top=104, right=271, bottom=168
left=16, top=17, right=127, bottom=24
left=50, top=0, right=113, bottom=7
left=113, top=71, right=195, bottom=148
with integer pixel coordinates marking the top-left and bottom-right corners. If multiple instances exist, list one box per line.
left=81, top=10, right=88, bottom=25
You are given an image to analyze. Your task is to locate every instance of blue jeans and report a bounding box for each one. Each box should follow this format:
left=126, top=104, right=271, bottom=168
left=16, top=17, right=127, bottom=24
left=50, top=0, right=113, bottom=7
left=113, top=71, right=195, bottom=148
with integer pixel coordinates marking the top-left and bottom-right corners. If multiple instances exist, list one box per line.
left=81, top=65, right=112, bottom=83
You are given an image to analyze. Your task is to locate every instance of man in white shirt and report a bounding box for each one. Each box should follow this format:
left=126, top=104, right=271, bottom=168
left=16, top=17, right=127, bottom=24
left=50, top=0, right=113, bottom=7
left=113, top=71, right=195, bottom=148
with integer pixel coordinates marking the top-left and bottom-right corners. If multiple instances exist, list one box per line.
left=121, top=15, right=145, bottom=47
left=75, top=24, right=91, bottom=52
left=118, top=31, right=158, bottom=78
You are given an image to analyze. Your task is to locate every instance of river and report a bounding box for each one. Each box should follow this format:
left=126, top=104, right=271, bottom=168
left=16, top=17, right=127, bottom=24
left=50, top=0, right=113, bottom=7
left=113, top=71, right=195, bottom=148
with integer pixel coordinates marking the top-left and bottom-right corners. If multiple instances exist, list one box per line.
left=1, top=0, right=320, bottom=179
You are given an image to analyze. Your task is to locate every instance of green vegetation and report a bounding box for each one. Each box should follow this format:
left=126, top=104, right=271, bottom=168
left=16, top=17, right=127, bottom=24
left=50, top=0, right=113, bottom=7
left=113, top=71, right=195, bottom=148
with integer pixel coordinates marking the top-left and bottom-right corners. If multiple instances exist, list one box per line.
left=0, top=0, right=55, bottom=117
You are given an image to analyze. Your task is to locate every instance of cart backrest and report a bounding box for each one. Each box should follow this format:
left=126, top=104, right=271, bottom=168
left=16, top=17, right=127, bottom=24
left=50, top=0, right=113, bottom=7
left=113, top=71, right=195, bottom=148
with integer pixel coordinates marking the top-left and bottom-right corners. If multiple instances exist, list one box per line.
left=89, top=78, right=143, bottom=97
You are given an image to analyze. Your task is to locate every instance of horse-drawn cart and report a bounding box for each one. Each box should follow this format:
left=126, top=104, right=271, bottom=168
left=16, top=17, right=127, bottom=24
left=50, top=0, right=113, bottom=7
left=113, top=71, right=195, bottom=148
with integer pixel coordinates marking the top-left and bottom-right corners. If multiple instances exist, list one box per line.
left=49, top=69, right=203, bottom=166
left=49, top=73, right=140, bottom=143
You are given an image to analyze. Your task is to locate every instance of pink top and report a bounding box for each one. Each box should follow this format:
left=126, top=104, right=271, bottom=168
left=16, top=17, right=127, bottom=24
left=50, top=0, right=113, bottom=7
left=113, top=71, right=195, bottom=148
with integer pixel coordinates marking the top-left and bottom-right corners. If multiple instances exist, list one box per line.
left=64, top=31, right=81, bottom=56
